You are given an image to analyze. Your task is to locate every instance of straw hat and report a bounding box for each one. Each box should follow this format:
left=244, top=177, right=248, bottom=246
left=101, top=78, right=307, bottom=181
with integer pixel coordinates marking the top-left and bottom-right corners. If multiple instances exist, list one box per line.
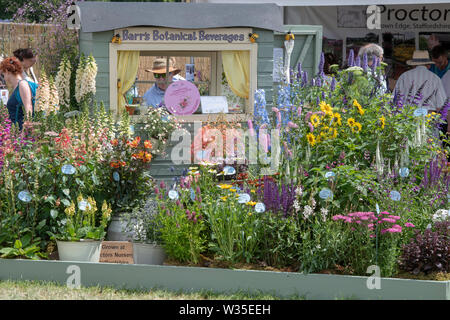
left=145, top=57, right=181, bottom=74
left=406, top=50, right=435, bottom=66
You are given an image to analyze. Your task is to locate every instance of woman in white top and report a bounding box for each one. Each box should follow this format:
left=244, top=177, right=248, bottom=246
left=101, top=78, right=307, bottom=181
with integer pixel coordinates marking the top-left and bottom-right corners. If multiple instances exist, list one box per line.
left=13, top=48, right=38, bottom=84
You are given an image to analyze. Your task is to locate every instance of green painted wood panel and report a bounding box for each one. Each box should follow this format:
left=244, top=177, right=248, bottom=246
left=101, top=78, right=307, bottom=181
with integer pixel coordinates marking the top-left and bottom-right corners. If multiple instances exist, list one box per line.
left=1, top=259, right=449, bottom=300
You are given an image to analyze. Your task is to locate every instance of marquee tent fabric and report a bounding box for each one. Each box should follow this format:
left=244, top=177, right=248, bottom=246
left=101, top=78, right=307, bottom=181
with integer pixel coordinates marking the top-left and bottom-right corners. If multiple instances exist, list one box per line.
left=75, top=1, right=284, bottom=33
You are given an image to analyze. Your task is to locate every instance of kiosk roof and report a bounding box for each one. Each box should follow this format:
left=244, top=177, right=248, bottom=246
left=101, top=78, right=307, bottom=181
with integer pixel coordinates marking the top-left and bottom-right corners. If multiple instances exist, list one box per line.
left=76, top=1, right=284, bottom=33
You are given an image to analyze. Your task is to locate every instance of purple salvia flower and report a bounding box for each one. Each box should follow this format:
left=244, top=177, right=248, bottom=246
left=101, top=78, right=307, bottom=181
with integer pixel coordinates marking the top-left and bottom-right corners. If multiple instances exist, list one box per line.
left=318, top=52, right=325, bottom=77
left=331, top=77, right=336, bottom=91
left=316, top=77, right=322, bottom=87
left=362, top=53, right=368, bottom=72
left=348, top=49, right=354, bottom=67
left=302, top=71, right=308, bottom=87
left=355, top=56, right=361, bottom=67
left=322, top=91, right=326, bottom=100
left=371, top=56, right=377, bottom=73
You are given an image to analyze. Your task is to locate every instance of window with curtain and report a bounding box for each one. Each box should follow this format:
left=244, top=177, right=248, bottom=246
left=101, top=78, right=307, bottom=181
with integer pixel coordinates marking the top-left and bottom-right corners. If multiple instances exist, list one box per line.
left=121, top=50, right=251, bottom=117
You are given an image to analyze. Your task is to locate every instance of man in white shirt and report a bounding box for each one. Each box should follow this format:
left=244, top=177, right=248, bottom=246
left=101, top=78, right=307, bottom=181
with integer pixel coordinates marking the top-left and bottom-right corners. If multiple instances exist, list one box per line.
left=394, top=50, right=447, bottom=113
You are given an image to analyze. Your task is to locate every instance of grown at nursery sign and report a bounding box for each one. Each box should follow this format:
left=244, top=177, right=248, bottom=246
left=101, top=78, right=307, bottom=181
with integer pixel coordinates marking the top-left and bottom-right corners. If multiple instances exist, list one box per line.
left=115, top=27, right=251, bottom=44
left=100, top=241, right=134, bottom=264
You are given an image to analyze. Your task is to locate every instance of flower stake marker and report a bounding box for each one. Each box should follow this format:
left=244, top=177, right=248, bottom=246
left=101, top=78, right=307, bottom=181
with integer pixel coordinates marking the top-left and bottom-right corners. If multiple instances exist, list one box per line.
left=113, top=172, right=120, bottom=182
left=223, top=166, right=236, bottom=175
left=319, top=188, right=333, bottom=200
left=168, top=190, right=179, bottom=200
left=413, top=108, right=428, bottom=117
left=61, top=164, right=76, bottom=175
left=325, top=171, right=335, bottom=179
left=255, top=202, right=266, bottom=213
left=18, top=191, right=32, bottom=203
left=78, top=200, right=91, bottom=211
left=399, top=167, right=409, bottom=178
left=190, top=188, right=196, bottom=201
left=390, top=190, right=401, bottom=201
left=238, top=193, right=251, bottom=204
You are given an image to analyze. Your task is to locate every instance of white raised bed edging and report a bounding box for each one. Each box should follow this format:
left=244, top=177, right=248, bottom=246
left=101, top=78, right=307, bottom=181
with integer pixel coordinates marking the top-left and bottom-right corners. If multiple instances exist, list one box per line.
left=0, top=259, right=448, bottom=300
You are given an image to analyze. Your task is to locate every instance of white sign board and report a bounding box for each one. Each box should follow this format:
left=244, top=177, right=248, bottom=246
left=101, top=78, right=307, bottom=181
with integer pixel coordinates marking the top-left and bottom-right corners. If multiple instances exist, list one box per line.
left=200, top=96, right=229, bottom=114
left=273, top=47, right=284, bottom=82
left=0, top=90, right=8, bottom=106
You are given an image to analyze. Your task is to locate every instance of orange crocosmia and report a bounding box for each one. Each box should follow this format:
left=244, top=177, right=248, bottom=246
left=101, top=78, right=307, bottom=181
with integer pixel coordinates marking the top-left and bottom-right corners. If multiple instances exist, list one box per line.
left=119, top=161, right=126, bottom=167
left=110, top=162, right=120, bottom=168
left=144, top=140, right=153, bottom=149
left=143, top=152, right=152, bottom=162
left=127, top=136, right=141, bottom=148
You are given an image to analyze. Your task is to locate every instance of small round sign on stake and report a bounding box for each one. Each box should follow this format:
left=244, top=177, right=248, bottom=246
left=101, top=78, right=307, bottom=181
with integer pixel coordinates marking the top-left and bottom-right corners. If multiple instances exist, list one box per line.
left=18, top=191, right=32, bottom=203
left=61, top=164, right=76, bottom=175
left=113, top=172, right=120, bottom=182
left=325, top=171, right=335, bottom=179
left=190, top=188, right=196, bottom=201
left=319, top=188, right=333, bottom=200
left=399, top=167, right=409, bottom=178
left=390, top=190, right=401, bottom=201
left=168, top=190, right=179, bottom=200
left=78, top=200, right=91, bottom=211
left=255, top=202, right=266, bottom=213
left=413, top=108, right=428, bottom=117
left=238, top=193, right=251, bottom=204
left=223, top=166, right=236, bottom=175
left=376, top=203, right=380, bottom=215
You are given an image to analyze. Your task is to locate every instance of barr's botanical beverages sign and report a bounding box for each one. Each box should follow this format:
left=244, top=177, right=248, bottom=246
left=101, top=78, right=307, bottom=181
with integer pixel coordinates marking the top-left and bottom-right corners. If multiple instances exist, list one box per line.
left=114, top=27, right=251, bottom=44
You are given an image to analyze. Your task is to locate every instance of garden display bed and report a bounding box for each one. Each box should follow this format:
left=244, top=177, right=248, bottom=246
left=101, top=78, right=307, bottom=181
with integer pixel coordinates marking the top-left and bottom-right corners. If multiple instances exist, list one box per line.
left=0, top=259, right=448, bottom=300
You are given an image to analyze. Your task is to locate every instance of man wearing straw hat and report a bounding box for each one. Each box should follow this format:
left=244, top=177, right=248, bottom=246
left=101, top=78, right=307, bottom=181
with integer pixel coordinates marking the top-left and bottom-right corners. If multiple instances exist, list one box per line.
left=143, top=57, right=182, bottom=108
left=394, top=50, right=447, bottom=113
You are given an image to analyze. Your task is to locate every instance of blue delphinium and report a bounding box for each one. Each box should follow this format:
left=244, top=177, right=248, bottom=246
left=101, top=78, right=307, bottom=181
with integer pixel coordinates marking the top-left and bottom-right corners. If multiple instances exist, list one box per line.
left=253, top=89, right=270, bottom=133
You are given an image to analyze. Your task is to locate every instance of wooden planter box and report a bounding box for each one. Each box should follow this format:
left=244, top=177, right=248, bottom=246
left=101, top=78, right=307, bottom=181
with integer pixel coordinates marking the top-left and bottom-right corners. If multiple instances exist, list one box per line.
left=0, top=258, right=448, bottom=300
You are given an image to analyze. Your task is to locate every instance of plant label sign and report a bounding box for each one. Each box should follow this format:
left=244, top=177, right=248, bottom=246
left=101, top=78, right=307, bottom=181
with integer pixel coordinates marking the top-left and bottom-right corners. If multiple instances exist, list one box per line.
left=100, top=241, right=134, bottom=264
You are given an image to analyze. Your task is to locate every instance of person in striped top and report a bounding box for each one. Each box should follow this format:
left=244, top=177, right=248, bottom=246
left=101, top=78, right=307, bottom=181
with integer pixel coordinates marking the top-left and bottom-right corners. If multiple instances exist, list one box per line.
left=394, top=50, right=447, bottom=113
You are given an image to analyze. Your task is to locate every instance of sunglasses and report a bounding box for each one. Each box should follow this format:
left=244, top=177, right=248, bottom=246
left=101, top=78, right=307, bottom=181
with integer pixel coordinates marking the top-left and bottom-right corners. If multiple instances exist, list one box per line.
left=154, top=72, right=172, bottom=79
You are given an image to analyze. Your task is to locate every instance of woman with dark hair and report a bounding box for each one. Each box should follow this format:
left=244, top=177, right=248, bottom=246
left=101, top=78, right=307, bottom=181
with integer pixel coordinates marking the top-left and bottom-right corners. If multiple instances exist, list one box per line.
left=0, top=57, right=36, bottom=130
left=13, top=48, right=38, bottom=84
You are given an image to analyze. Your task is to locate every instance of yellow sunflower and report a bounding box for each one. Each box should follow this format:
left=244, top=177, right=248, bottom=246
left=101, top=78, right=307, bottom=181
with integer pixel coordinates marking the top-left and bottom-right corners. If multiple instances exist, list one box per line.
left=332, top=112, right=342, bottom=126
left=353, top=99, right=365, bottom=116
left=351, top=122, right=362, bottom=133
left=320, top=101, right=333, bottom=115
left=310, top=114, right=321, bottom=127
left=307, top=133, right=316, bottom=146
left=332, top=128, right=338, bottom=139
left=379, top=116, right=385, bottom=129
left=347, top=118, right=356, bottom=127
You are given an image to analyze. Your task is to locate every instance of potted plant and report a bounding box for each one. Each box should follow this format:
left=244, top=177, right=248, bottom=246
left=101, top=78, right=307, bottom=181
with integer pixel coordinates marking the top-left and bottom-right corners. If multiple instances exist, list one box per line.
left=141, top=107, right=182, bottom=155
left=120, top=199, right=166, bottom=265
left=50, top=195, right=112, bottom=262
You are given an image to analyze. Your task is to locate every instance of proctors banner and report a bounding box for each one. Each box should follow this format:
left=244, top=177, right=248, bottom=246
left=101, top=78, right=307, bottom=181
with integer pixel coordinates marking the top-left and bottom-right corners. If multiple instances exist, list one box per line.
left=286, top=4, right=450, bottom=40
